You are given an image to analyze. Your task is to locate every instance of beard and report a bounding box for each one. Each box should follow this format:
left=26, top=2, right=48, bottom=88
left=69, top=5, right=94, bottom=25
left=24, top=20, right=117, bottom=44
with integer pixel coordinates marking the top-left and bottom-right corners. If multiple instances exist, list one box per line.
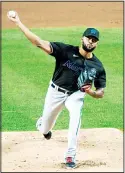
left=82, top=37, right=97, bottom=52
left=82, top=43, right=96, bottom=52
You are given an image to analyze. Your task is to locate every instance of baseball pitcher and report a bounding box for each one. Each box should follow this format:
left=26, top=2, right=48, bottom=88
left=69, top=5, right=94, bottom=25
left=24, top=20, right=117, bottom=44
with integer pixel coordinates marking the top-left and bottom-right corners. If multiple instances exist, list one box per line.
left=7, top=11, right=106, bottom=169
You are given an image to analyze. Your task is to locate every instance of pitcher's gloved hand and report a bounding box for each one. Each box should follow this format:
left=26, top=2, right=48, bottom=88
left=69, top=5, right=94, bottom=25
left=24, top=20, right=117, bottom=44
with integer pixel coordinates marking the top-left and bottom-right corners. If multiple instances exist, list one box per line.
left=80, top=84, right=92, bottom=92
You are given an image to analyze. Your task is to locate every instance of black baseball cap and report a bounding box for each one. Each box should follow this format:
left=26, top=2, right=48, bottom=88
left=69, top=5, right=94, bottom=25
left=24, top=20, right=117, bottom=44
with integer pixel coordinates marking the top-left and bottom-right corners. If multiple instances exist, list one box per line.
left=83, top=28, right=99, bottom=40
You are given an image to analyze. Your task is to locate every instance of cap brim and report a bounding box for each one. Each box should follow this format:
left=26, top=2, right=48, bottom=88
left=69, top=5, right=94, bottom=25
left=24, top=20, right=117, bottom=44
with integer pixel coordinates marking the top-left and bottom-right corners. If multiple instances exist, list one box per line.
left=86, top=34, right=99, bottom=40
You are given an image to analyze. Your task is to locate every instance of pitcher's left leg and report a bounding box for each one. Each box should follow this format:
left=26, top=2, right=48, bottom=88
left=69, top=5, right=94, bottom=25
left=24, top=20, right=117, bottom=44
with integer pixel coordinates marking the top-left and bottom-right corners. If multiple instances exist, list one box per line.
left=64, top=91, right=86, bottom=163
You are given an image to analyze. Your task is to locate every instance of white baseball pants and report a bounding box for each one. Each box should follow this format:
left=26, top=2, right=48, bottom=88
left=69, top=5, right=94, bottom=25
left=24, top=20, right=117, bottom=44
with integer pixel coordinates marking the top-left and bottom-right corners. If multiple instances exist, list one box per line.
left=36, top=81, right=86, bottom=160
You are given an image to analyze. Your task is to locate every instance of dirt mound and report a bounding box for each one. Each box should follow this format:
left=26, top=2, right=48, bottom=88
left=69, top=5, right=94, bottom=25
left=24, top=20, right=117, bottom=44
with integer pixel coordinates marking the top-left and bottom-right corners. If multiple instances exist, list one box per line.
left=2, top=128, right=123, bottom=172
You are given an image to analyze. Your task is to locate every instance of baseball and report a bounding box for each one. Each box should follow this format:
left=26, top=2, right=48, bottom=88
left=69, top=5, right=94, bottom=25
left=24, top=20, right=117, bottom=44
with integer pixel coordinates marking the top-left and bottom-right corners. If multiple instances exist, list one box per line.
left=8, top=10, right=16, bottom=18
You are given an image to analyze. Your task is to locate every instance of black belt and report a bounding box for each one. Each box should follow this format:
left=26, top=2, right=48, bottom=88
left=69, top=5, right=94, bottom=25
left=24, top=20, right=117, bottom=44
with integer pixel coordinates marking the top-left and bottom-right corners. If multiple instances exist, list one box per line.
left=51, top=83, right=73, bottom=95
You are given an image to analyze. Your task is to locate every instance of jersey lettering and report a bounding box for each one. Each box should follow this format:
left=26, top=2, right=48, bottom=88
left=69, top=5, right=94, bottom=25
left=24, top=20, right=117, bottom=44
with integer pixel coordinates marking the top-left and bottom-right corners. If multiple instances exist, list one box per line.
left=63, top=60, right=83, bottom=72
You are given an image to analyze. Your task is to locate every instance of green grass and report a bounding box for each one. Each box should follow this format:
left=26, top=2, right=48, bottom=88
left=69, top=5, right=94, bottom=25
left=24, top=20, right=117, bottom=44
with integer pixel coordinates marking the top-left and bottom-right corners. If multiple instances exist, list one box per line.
left=2, top=27, right=123, bottom=131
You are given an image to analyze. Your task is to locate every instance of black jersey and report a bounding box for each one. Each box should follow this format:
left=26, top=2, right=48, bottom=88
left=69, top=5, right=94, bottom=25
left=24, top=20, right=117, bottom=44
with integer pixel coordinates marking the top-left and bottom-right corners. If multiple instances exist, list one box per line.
left=50, top=42, right=106, bottom=92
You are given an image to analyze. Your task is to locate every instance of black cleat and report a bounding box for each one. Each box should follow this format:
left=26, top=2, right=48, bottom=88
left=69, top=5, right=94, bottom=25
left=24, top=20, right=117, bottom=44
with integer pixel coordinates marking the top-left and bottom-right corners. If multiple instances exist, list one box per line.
left=43, top=131, right=52, bottom=140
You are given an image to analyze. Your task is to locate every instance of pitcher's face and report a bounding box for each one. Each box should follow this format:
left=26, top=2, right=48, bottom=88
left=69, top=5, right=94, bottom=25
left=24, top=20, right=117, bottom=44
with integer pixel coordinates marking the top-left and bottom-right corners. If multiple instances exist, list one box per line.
left=81, top=36, right=98, bottom=52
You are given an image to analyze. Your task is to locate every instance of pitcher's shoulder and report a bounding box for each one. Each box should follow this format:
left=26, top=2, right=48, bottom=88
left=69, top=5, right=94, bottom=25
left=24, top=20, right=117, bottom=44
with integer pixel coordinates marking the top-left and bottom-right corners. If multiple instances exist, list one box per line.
left=93, top=54, right=105, bottom=67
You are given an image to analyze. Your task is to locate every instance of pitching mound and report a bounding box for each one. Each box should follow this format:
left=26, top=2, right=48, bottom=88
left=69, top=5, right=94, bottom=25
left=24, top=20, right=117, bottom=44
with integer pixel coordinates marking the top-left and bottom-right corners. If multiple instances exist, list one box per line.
left=2, top=128, right=123, bottom=172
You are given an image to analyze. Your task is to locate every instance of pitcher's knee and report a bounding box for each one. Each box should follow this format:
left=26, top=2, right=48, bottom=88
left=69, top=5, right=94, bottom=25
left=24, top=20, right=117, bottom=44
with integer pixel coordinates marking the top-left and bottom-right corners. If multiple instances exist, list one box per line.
left=66, top=103, right=81, bottom=114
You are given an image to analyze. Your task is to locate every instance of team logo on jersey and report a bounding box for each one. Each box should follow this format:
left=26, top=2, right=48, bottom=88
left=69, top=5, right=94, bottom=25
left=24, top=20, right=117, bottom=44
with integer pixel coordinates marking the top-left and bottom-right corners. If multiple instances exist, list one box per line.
left=88, top=68, right=96, bottom=80
left=77, top=67, right=97, bottom=87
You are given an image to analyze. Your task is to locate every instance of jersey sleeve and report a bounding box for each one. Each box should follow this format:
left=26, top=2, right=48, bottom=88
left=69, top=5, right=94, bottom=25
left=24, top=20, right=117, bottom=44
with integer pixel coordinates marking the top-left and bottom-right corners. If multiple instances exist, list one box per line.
left=49, top=42, right=67, bottom=58
left=94, top=67, right=106, bottom=89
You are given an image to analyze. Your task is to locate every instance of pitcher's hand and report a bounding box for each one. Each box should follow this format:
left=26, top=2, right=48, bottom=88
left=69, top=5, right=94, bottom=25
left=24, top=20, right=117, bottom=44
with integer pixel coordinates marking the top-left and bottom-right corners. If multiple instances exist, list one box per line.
left=7, top=11, right=21, bottom=25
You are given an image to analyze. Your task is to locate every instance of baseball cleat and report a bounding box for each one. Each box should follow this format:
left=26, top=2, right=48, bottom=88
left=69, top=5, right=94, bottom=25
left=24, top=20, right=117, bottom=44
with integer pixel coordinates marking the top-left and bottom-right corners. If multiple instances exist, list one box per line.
left=65, top=157, right=76, bottom=169
left=43, top=131, right=52, bottom=140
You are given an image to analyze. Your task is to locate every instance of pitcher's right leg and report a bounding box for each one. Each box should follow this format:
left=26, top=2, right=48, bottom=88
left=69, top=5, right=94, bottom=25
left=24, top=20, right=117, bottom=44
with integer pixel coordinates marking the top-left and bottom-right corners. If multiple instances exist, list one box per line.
left=64, top=90, right=86, bottom=167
